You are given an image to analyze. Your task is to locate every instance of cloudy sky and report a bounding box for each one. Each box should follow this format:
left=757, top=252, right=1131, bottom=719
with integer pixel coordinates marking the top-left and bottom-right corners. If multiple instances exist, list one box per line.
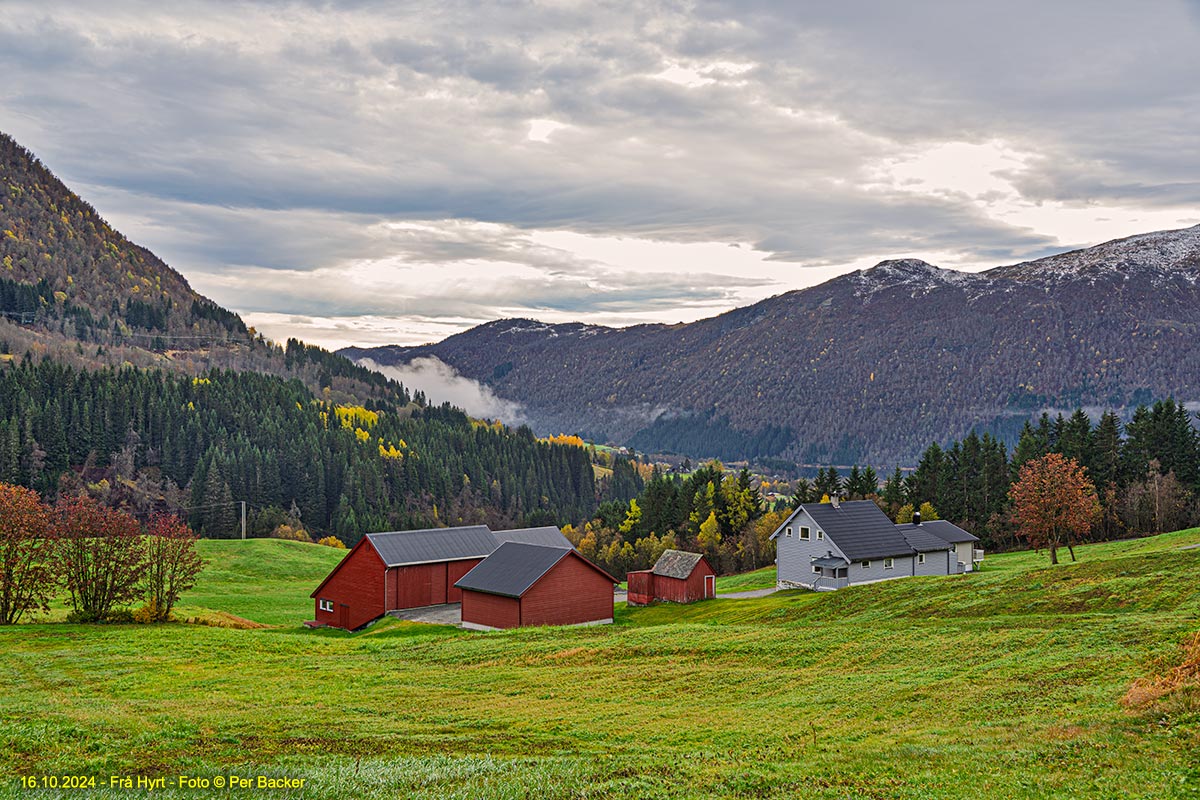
left=2, top=1, right=1199, bottom=349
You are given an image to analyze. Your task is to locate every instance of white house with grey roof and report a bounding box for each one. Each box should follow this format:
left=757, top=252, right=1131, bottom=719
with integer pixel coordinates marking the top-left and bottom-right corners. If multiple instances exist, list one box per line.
left=770, top=498, right=981, bottom=591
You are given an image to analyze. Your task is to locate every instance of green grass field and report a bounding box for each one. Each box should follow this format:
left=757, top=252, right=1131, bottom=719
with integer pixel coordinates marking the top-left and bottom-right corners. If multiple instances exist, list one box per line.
left=2, top=532, right=1199, bottom=798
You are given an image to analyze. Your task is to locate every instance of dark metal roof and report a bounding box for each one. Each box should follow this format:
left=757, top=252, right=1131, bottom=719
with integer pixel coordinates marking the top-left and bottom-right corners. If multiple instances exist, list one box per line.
left=651, top=549, right=705, bottom=579
left=454, top=542, right=573, bottom=598
left=812, top=555, right=849, bottom=569
left=898, top=519, right=979, bottom=544
left=899, top=527, right=954, bottom=553
left=365, top=525, right=497, bottom=567
left=492, top=526, right=574, bottom=549
left=801, top=500, right=916, bottom=560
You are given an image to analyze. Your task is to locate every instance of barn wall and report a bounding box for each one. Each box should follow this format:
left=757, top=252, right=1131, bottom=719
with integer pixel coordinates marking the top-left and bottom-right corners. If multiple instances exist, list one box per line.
left=521, top=555, right=614, bottom=627
left=626, top=570, right=654, bottom=606
left=392, top=562, right=449, bottom=608
left=654, top=558, right=716, bottom=603
left=313, top=541, right=386, bottom=630
left=447, top=559, right=483, bottom=603
left=461, top=589, right=520, bottom=629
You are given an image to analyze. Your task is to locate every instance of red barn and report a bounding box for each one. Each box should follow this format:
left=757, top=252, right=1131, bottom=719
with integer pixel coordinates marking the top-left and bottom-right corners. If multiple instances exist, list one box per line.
left=310, top=525, right=572, bottom=630
left=456, top=542, right=617, bottom=630
left=626, top=550, right=716, bottom=606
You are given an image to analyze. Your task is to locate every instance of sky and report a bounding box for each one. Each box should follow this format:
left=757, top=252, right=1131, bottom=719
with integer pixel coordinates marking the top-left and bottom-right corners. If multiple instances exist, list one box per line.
left=2, top=0, right=1199, bottom=350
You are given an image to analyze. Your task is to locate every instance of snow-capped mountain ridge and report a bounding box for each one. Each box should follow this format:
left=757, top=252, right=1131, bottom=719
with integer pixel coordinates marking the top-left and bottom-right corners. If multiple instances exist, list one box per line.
left=989, top=224, right=1200, bottom=285
left=345, top=223, right=1200, bottom=464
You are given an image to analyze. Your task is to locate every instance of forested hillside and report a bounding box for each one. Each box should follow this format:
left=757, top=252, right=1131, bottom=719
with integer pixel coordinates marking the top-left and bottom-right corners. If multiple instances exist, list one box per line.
left=347, top=227, right=1200, bottom=465
left=0, top=132, right=240, bottom=341
left=0, top=358, right=597, bottom=542
left=0, top=132, right=409, bottom=405
left=0, top=130, right=607, bottom=539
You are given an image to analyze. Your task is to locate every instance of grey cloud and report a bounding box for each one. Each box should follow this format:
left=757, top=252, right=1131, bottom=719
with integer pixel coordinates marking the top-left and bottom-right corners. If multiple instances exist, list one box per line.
left=2, top=0, right=1196, bottom=347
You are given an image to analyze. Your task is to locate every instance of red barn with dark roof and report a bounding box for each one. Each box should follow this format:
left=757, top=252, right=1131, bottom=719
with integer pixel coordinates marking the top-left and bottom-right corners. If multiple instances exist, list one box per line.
left=626, top=549, right=716, bottom=606
left=455, top=542, right=618, bottom=630
left=309, top=525, right=572, bottom=630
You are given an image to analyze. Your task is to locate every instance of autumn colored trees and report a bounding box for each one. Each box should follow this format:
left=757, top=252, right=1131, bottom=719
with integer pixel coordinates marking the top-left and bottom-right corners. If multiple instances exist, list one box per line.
left=0, top=359, right=596, bottom=541
left=142, top=515, right=205, bottom=621
left=0, top=483, right=203, bottom=624
left=902, top=400, right=1200, bottom=550
left=568, top=462, right=773, bottom=579
left=1009, top=454, right=1100, bottom=564
left=0, top=482, right=55, bottom=623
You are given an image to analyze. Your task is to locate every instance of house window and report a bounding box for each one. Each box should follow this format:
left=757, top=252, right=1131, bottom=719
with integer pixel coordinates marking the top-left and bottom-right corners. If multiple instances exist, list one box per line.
left=917, top=553, right=926, bottom=565
left=816, top=530, right=824, bottom=540
left=812, top=565, right=822, bottom=574
left=860, top=560, right=870, bottom=569
left=786, top=526, right=792, bottom=538
left=883, top=558, right=894, bottom=570
left=319, top=599, right=334, bottom=612
left=800, top=527, right=811, bottom=540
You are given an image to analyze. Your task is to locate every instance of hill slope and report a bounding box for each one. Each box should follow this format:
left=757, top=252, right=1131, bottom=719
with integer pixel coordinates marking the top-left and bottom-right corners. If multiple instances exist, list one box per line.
left=4, top=530, right=1198, bottom=798
left=0, top=132, right=600, bottom=535
left=0, top=131, right=409, bottom=403
left=345, top=226, right=1200, bottom=464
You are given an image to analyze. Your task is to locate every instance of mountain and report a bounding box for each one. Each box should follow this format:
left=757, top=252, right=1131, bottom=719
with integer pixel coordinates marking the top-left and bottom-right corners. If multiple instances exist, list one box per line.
left=0, top=133, right=243, bottom=338
left=0, top=131, right=600, bottom=536
left=0, top=132, right=404, bottom=403
left=343, top=225, right=1200, bottom=465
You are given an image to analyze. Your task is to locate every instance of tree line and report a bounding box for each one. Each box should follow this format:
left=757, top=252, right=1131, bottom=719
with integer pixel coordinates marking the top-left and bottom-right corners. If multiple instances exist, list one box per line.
left=888, top=400, right=1200, bottom=549
left=565, top=461, right=781, bottom=580
left=0, top=482, right=201, bottom=624
left=0, top=357, right=598, bottom=545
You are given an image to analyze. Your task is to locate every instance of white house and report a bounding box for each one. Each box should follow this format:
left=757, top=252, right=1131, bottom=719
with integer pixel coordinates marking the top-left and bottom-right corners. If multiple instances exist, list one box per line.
left=770, top=498, right=981, bottom=591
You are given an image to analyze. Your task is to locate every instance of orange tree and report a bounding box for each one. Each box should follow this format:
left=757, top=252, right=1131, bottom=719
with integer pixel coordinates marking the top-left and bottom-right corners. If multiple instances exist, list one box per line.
left=0, top=482, right=56, bottom=624
left=143, top=515, right=204, bottom=621
left=1009, top=453, right=1099, bottom=564
left=56, top=494, right=147, bottom=622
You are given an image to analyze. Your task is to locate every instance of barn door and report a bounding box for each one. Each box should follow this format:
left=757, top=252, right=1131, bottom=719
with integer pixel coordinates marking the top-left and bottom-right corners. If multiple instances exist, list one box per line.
left=337, top=603, right=349, bottom=629
left=704, top=574, right=715, bottom=599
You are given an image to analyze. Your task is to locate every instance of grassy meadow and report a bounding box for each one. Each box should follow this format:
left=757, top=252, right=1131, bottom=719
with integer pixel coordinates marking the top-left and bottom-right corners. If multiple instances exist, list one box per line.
left=2, top=533, right=1199, bottom=798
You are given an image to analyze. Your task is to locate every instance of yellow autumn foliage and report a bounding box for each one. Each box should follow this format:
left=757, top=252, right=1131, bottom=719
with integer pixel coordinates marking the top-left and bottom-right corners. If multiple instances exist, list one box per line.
left=335, top=405, right=379, bottom=429
left=543, top=433, right=587, bottom=448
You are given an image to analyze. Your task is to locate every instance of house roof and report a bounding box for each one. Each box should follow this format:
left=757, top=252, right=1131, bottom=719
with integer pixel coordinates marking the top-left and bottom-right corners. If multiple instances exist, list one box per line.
left=796, top=500, right=917, bottom=561
left=899, top=527, right=954, bottom=553
left=492, top=525, right=574, bottom=549
left=365, top=525, right=498, bottom=567
left=812, top=555, right=849, bottom=569
left=651, top=549, right=706, bottom=579
left=454, top=542, right=617, bottom=598
left=898, top=519, right=979, bottom=544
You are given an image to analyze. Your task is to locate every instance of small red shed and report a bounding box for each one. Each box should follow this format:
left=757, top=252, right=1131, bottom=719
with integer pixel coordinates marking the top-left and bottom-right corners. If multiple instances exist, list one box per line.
left=626, top=549, right=716, bottom=606
left=456, top=542, right=617, bottom=630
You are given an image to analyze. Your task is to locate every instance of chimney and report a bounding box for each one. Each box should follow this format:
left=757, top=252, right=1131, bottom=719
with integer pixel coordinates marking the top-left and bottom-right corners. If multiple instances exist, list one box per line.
left=913, top=510, right=922, bottom=526
left=830, top=492, right=840, bottom=509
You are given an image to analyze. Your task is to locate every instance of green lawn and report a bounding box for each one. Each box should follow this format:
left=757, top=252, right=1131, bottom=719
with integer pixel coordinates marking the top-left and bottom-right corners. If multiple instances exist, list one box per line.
left=715, top=564, right=776, bottom=592
left=177, top=538, right=348, bottom=626
left=2, top=531, right=1199, bottom=798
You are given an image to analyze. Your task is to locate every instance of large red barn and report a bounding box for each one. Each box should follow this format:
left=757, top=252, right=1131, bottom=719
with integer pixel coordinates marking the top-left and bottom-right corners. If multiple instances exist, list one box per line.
left=455, top=542, right=618, bottom=630
left=309, top=525, right=571, bottom=630
left=626, top=549, right=716, bottom=606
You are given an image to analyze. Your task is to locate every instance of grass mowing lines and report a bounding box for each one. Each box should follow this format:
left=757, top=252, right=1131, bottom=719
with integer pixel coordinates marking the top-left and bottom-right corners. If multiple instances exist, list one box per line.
left=3, top=530, right=1200, bottom=797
